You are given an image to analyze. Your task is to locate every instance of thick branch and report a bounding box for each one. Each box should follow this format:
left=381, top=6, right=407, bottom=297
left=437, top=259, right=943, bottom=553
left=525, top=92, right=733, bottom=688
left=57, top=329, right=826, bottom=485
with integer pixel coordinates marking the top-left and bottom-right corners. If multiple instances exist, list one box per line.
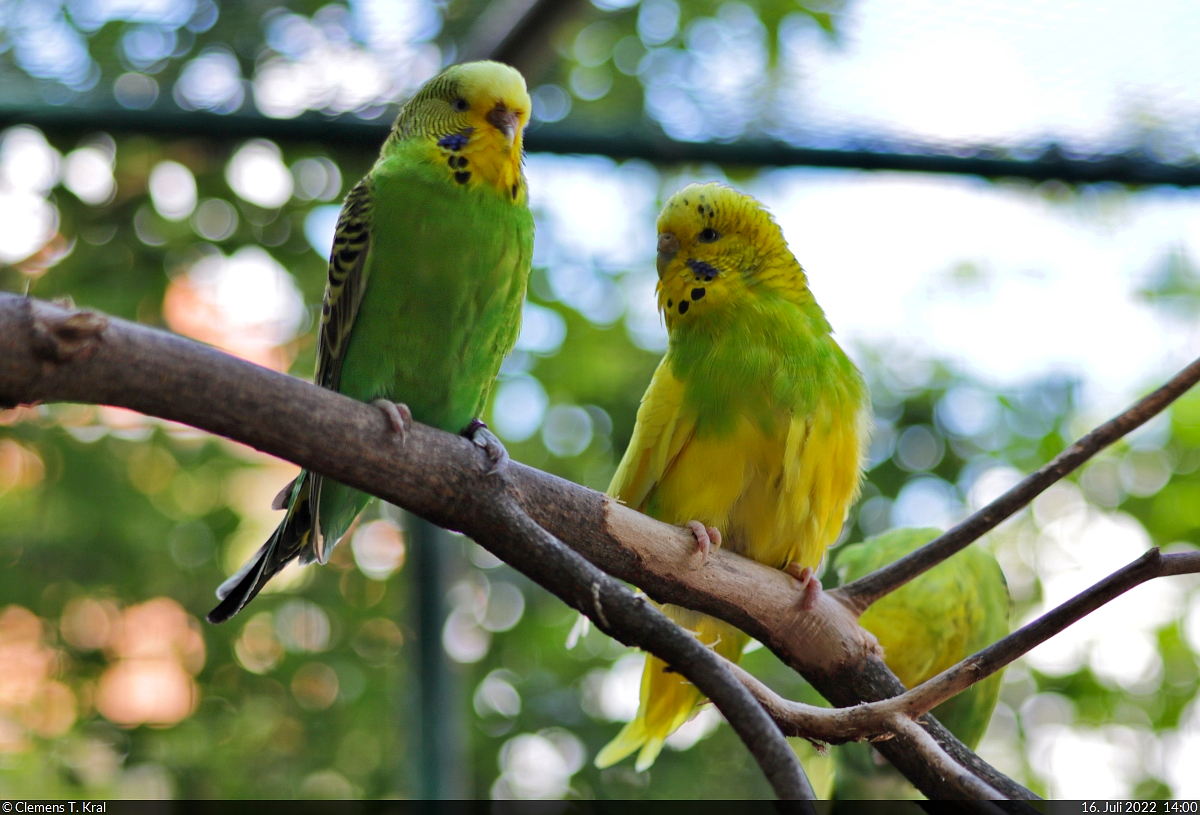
left=837, top=355, right=1200, bottom=611
left=0, top=295, right=812, bottom=801
left=0, top=293, right=1029, bottom=799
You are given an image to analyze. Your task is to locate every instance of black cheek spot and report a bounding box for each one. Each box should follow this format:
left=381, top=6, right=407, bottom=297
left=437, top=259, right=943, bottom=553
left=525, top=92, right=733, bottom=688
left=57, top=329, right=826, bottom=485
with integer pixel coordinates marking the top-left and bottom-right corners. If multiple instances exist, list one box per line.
left=455, top=171, right=471, bottom=185
left=678, top=300, right=689, bottom=315
left=691, top=288, right=705, bottom=301
left=455, top=156, right=469, bottom=169
left=667, top=298, right=673, bottom=308
left=446, top=156, right=456, bottom=167
left=511, top=183, right=519, bottom=199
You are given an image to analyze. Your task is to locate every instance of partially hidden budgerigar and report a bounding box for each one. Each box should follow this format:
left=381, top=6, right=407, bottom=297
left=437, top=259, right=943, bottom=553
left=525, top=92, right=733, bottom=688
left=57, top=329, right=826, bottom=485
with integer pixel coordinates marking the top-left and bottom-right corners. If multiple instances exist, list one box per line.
left=831, top=527, right=1011, bottom=799
left=208, top=61, right=534, bottom=624
left=594, top=183, right=870, bottom=770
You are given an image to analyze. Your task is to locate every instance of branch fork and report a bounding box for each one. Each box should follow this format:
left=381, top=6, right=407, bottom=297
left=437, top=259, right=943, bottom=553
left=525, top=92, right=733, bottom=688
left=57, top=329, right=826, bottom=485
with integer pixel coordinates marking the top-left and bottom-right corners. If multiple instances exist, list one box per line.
left=4, top=293, right=1200, bottom=801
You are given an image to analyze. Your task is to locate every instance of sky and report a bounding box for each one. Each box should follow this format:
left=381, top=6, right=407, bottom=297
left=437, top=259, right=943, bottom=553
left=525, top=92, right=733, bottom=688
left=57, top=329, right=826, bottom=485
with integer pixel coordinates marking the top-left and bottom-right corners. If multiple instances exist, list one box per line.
left=772, top=0, right=1200, bottom=413
left=780, top=0, right=1200, bottom=155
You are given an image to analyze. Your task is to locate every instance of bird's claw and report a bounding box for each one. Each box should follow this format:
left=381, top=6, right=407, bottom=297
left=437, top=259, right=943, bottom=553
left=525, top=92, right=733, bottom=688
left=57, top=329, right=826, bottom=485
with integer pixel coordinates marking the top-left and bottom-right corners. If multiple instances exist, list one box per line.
left=464, top=419, right=509, bottom=475
left=686, top=520, right=722, bottom=567
left=373, top=399, right=412, bottom=444
left=784, top=564, right=823, bottom=611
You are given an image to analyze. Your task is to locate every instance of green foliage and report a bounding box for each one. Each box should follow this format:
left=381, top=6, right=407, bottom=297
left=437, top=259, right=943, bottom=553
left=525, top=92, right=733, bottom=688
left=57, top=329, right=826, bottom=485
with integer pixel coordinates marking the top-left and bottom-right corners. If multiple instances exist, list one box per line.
left=3, top=120, right=1200, bottom=795
left=2, top=0, right=1200, bottom=802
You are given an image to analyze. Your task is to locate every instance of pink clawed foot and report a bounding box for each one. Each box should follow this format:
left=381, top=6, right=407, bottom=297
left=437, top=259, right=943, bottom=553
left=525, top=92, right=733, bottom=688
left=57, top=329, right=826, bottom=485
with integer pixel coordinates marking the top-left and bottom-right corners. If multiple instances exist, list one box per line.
left=373, top=399, right=413, bottom=444
left=464, top=418, right=510, bottom=475
left=686, top=521, right=722, bottom=567
left=784, top=564, right=823, bottom=611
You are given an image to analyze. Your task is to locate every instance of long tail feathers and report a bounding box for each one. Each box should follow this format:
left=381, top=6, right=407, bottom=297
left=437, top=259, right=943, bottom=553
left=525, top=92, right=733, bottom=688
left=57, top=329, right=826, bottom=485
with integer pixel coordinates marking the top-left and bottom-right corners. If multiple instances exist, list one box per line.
left=206, top=474, right=313, bottom=624
left=206, top=533, right=276, bottom=624
left=595, top=608, right=746, bottom=770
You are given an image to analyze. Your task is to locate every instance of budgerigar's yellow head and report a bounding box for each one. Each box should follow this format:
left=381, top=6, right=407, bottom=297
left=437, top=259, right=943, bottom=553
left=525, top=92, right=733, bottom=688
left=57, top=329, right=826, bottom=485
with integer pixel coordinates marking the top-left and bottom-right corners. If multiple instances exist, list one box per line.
left=394, top=60, right=532, bottom=201
left=654, top=183, right=811, bottom=330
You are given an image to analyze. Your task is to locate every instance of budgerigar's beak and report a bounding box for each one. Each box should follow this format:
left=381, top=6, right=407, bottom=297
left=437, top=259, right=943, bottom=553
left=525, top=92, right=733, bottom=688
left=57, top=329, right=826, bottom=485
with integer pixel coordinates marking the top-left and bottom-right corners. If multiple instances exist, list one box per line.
left=487, top=103, right=520, bottom=145
left=656, top=232, right=679, bottom=278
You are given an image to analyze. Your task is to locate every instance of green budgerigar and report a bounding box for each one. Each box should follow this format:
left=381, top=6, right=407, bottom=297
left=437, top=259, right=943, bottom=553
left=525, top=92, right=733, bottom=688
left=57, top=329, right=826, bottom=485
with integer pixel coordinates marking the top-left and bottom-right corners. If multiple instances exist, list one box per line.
left=208, top=61, right=534, bottom=624
left=831, top=527, right=1011, bottom=800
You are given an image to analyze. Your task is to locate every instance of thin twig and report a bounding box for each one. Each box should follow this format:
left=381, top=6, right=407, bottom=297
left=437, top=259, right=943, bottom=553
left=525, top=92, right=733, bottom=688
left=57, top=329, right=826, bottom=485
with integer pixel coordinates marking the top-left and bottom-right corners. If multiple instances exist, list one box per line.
left=890, top=717, right=1003, bottom=801
left=725, top=661, right=888, bottom=742
left=729, top=663, right=1004, bottom=800
left=728, top=548, right=1200, bottom=748
left=894, top=548, right=1200, bottom=719
left=837, top=355, right=1200, bottom=612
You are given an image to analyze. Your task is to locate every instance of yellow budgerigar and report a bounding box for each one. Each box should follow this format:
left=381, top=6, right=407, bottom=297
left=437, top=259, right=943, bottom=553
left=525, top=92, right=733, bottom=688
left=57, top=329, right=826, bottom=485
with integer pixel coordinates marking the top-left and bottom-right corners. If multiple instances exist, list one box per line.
left=595, top=183, right=870, bottom=771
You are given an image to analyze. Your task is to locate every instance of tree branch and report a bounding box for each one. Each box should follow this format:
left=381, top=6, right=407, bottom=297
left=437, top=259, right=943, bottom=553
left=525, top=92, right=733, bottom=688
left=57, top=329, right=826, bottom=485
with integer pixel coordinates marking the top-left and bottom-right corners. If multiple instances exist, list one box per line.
left=892, top=548, right=1200, bottom=720
left=729, top=663, right=1005, bottom=801
left=0, top=294, right=814, bottom=802
left=0, top=293, right=1041, bottom=799
left=492, top=498, right=816, bottom=800
left=723, top=549, right=1200, bottom=747
left=837, top=355, right=1200, bottom=612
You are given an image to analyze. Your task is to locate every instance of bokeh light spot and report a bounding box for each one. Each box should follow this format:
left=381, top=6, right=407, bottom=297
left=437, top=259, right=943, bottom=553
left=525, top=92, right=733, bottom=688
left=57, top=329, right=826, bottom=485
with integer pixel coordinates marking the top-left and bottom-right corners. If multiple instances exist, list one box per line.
left=304, top=204, right=341, bottom=257
left=113, top=72, right=160, bottom=109
left=274, top=600, right=332, bottom=653
left=148, top=160, right=197, bottom=221
left=515, top=303, right=566, bottom=355
left=162, top=245, right=304, bottom=370
left=60, top=597, right=120, bottom=651
left=480, top=582, right=524, bottom=633
left=226, top=140, right=293, bottom=208
left=492, top=376, right=548, bottom=442
left=542, top=405, right=594, bottom=457
left=474, top=670, right=521, bottom=718
left=95, top=598, right=204, bottom=727
left=191, top=198, right=238, bottom=241
left=530, top=85, right=571, bottom=123
left=351, top=618, right=403, bottom=664
left=0, top=440, right=45, bottom=495
left=350, top=519, right=406, bottom=581
left=292, top=157, right=342, bottom=202
left=291, top=662, right=339, bottom=711
left=173, top=47, right=244, bottom=113
left=234, top=612, right=284, bottom=675
left=62, top=142, right=116, bottom=204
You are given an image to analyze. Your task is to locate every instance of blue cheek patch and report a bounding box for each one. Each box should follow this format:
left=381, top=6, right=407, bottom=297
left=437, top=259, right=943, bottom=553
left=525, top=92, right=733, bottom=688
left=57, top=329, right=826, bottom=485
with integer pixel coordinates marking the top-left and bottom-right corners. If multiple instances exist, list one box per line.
left=686, top=258, right=719, bottom=282
left=437, top=128, right=473, bottom=151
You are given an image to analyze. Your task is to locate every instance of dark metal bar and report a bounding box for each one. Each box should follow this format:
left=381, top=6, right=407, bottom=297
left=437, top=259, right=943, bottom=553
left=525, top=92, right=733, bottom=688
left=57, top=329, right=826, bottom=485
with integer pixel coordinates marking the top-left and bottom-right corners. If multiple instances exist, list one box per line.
left=6, top=104, right=1200, bottom=187
left=459, top=0, right=591, bottom=82
left=485, top=0, right=591, bottom=83
left=408, top=515, right=468, bottom=799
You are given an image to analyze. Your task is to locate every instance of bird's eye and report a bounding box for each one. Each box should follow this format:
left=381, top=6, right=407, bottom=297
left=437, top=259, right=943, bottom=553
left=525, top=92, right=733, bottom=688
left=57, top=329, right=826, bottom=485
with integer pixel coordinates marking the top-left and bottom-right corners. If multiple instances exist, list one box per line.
left=698, top=228, right=719, bottom=243
left=452, top=97, right=470, bottom=112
